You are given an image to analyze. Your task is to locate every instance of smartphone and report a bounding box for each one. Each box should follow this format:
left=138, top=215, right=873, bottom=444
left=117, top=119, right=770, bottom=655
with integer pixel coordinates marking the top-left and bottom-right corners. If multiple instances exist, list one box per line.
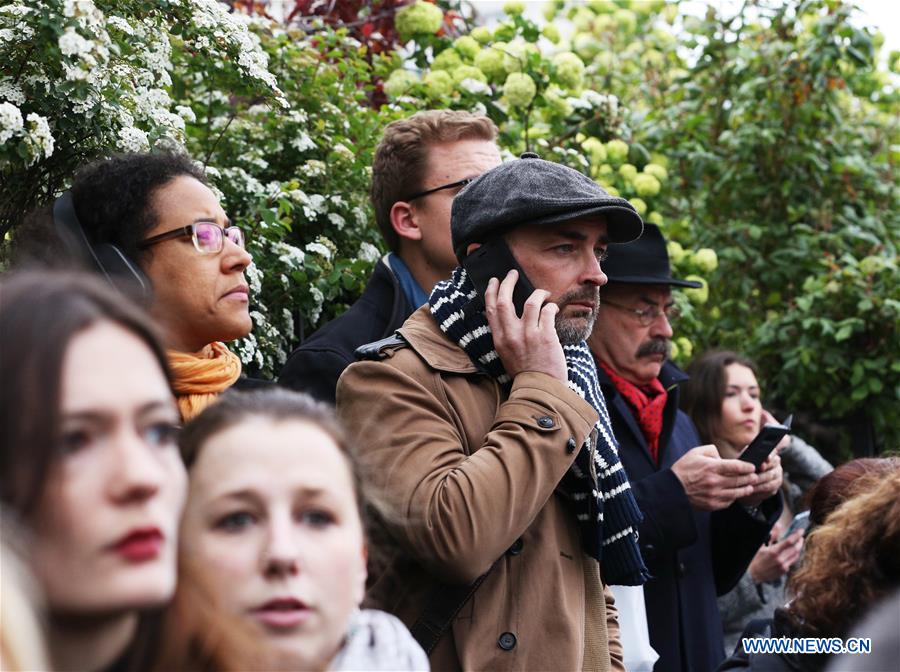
left=462, top=237, right=537, bottom=317
left=780, top=510, right=810, bottom=541
left=739, top=414, right=793, bottom=472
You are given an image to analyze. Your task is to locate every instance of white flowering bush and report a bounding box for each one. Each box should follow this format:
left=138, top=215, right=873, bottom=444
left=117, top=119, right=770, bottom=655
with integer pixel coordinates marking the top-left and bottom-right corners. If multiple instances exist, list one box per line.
left=173, top=23, right=409, bottom=376
left=0, top=0, right=285, bottom=236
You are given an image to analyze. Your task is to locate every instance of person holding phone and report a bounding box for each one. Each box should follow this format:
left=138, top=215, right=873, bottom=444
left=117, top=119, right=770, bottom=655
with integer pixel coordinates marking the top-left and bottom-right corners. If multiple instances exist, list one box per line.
left=682, top=350, right=833, bottom=655
left=586, top=225, right=785, bottom=672
left=337, top=153, right=646, bottom=671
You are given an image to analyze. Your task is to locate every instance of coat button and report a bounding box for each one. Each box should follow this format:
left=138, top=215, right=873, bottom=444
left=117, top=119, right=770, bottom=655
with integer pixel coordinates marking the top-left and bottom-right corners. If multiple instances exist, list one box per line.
left=566, top=437, right=577, bottom=454
left=537, top=416, right=554, bottom=428
left=498, top=632, right=517, bottom=651
left=677, top=561, right=688, bottom=577
left=507, top=538, right=524, bottom=556
left=642, top=543, right=656, bottom=558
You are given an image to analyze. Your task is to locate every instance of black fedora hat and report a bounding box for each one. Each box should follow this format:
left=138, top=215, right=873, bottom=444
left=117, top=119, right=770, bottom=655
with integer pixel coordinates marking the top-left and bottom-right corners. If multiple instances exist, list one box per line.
left=603, top=223, right=702, bottom=287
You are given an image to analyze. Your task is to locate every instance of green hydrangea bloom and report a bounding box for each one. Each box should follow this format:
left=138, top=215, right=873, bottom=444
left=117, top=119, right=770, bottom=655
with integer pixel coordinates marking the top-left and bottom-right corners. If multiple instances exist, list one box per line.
left=676, top=337, right=693, bottom=361
left=581, top=137, right=607, bottom=164
left=633, top=173, right=661, bottom=197
left=604, top=184, right=621, bottom=197
left=503, top=0, right=525, bottom=16
left=503, top=41, right=538, bottom=74
left=452, top=65, right=487, bottom=85
left=572, top=7, right=595, bottom=32
left=643, top=162, right=668, bottom=181
left=619, top=163, right=638, bottom=182
left=588, top=0, right=617, bottom=13
left=542, top=24, right=561, bottom=44
left=647, top=211, right=664, bottom=226
left=552, top=52, right=585, bottom=90
left=684, top=276, right=709, bottom=304
left=693, top=248, right=718, bottom=273
left=593, top=14, right=615, bottom=35
left=395, top=2, right=444, bottom=39
left=667, top=240, right=686, bottom=264
left=432, top=48, right=463, bottom=72
left=613, top=9, right=638, bottom=33
left=573, top=33, right=602, bottom=60
left=605, top=139, right=629, bottom=165
left=629, top=197, right=647, bottom=217
left=543, top=86, right=573, bottom=117
left=453, top=35, right=481, bottom=60
left=474, top=45, right=507, bottom=81
left=503, top=72, right=537, bottom=108
left=471, top=26, right=492, bottom=44
left=383, top=69, right=419, bottom=98
left=423, top=70, right=453, bottom=99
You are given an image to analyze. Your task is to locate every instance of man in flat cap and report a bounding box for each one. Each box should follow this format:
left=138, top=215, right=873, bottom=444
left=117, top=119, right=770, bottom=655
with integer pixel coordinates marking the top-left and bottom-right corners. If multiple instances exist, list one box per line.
left=337, top=154, right=649, bottom=671
left=588, top=224, right=783, bottom=671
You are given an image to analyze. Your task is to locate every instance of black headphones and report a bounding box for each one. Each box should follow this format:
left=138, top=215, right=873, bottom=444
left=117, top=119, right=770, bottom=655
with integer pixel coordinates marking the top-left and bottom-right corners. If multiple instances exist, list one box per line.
left=52, top=191, right=151, bottom=297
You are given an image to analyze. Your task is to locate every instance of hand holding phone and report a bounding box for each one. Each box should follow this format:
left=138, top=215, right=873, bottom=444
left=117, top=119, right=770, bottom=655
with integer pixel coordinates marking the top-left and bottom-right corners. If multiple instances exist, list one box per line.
left=739, top=414, right=793, bottom=472
left=779, top=510, right=810, bottom=541
left=462, top=237, right=537, bottom=317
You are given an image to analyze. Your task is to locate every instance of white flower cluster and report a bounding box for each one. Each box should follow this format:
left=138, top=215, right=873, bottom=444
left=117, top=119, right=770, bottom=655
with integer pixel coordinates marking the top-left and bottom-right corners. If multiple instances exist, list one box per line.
left=305, top=242, right=333, bottom=261
left=117, top=126, right=149, bottom=152
left=0, top=101, right=24, bottom=144
left=25, top=113, right=54, bottom=162
left=357, top=242, right=381, bottom=263
left=0, top=80, right=25, bottom=105
left=184, top=0, right=287, bottom=107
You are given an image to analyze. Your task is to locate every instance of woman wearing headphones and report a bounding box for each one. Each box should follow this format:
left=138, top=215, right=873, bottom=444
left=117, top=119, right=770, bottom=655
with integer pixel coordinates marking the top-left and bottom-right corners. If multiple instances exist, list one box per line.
left=15, top=152, right=254, bottom=420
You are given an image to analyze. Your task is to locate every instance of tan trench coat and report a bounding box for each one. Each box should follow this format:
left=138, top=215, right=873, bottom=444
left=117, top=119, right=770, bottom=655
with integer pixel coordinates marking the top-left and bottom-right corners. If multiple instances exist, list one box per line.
left=337, top=307, right=624, bottom=671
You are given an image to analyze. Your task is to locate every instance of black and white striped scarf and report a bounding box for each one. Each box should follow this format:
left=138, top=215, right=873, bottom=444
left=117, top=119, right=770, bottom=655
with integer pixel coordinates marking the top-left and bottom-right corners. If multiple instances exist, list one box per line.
left=429, top=267, right=648, bottom=585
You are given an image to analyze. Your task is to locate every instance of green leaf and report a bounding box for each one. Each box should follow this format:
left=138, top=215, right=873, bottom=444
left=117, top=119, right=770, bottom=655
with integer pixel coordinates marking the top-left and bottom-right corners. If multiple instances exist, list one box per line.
left=834, top=325, right=853, bottom=342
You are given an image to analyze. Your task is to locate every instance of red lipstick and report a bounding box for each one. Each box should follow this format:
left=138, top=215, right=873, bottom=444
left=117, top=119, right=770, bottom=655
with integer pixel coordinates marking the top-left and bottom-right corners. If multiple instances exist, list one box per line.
left=112, top=527, right=163, bottom=562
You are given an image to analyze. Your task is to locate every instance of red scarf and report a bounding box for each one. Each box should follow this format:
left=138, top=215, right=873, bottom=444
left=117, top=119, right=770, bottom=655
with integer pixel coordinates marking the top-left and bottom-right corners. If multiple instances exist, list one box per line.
left=597, top=359, right=668, bottom=464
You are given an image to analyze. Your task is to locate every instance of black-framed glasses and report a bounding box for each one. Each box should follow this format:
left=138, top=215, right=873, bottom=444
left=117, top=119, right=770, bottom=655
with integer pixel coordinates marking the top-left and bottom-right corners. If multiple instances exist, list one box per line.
left=406, top=177, right=474, bottom=202
left=601, top=298, right=680, bottom=326
left=139, top=221, right=245, bottom=255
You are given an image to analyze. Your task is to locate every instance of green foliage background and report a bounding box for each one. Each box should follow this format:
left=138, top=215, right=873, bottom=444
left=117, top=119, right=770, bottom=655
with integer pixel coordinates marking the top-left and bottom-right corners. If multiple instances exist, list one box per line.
left=2, top=0, right=897, bottom=458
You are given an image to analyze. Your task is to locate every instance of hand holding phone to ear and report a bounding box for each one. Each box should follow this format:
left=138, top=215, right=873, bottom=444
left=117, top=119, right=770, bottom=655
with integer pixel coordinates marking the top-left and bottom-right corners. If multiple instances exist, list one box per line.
left=484, top=270, right=567, bottom=382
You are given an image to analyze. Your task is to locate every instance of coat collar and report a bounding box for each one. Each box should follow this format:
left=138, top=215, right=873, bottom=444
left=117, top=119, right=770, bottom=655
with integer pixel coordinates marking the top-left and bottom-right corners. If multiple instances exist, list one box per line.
left=398, top=306, right=481, bottom=374
left=596, top=360, right=689, bottom=466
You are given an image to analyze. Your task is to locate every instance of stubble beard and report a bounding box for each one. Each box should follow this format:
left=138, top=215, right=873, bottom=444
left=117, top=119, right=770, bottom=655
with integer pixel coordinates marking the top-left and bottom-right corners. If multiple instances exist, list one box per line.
left=555, top=289, right=600, bottom=346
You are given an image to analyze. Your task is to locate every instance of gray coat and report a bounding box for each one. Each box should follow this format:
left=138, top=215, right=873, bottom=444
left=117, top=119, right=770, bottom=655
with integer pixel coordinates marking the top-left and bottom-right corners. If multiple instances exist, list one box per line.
left=718, top=435, right=833, bottom=655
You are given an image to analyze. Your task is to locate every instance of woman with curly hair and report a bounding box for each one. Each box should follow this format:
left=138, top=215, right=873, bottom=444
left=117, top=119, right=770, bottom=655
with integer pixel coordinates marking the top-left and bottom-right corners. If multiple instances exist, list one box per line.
left=718, top=468, right=900, bottom=671
left=14, top=152, right=254, bottom=421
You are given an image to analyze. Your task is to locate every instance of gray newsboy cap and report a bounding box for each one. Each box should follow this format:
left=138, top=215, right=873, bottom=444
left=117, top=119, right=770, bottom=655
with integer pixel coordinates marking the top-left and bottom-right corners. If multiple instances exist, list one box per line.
left=451, top=152, right=644, bottom=262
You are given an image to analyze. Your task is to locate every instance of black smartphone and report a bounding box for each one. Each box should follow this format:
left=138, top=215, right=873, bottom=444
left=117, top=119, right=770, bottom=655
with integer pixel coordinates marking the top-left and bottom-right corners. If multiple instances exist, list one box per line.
left=462, top=237, right=537, bottom=317
left=739, top=414, right=793, bottom=472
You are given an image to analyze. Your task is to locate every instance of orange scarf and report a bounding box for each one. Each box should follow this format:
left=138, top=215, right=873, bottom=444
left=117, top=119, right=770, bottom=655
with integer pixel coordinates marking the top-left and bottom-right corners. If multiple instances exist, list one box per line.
left=168, top=342, right=242, bottom=421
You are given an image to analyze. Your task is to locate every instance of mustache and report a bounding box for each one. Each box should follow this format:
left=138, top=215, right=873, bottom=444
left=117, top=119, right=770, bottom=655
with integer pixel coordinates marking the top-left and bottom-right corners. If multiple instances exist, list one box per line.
left=558, top=287, right=599, bottom=308
left=637, top=337, right=671, bottom=358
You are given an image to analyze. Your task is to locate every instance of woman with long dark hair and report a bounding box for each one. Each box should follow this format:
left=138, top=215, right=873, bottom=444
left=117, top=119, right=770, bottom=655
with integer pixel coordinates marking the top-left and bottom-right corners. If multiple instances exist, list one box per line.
left=682, top=350, right=832, bottom=654
left=0, top=271, right=187, bottom=672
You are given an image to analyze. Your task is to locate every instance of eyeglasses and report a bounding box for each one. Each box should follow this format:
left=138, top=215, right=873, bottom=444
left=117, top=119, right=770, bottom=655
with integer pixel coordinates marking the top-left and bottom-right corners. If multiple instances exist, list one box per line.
left=600, top=298, right=680, bottom=326
left=139, top=221, right=245, bottom=255
left=406, top=177, right=474, bottom=202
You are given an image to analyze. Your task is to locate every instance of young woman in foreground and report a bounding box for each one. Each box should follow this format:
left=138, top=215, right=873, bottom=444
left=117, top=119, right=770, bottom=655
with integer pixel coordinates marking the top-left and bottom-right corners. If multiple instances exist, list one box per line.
left=176, top=388, right=428, bottom=671
left=0, top=271, right=187, bottom=672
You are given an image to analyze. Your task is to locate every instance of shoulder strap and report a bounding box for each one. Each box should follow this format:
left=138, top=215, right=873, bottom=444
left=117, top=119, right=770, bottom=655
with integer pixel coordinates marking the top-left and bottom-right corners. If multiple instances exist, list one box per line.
left=354, top=332, right=408, bottom=361
left=409, top=562, right=496, bottom=655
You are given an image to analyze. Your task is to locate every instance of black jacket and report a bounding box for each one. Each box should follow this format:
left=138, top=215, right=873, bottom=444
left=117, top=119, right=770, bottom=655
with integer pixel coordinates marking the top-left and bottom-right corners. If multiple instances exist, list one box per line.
left=598, top=361, right=781, bottom=672
left=279, top=256, right=416, bottom=405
